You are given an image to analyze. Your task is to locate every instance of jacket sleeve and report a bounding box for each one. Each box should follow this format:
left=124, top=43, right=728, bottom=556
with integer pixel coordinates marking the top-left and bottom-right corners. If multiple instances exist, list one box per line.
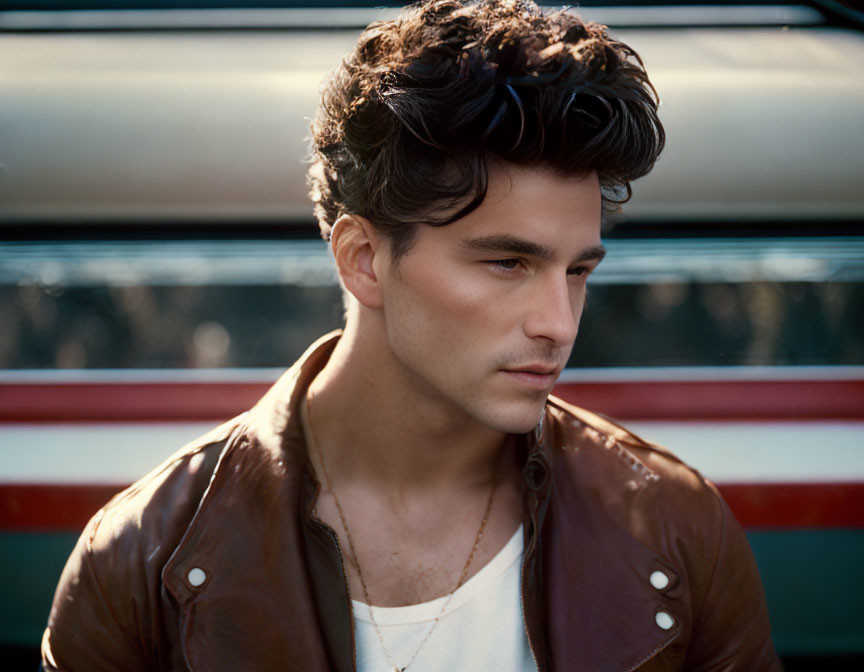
left=684, top=487, right=782, bottom=671
left=41, top=430, right=231, bottom=671
left=41, top=514, right=151, bottom=672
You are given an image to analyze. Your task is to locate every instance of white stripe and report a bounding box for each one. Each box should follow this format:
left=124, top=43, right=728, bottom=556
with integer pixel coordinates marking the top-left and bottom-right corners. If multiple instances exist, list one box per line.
left=1, top=421, right=862, bottom=485
left=627, top=421, right=864, bottom=483
left=0, top=423, right=213, bottom=484
left=2, top=365, right=862, bottom=385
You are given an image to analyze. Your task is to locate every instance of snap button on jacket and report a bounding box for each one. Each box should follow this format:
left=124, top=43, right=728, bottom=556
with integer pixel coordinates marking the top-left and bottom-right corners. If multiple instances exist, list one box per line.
left=42, top=332, right=781, bottom=671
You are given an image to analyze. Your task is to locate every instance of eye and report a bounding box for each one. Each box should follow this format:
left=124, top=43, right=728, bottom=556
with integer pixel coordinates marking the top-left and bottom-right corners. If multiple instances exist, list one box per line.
left=567, top=266, right=588, bottom=277
left=487, top=258, right=522, bottom=271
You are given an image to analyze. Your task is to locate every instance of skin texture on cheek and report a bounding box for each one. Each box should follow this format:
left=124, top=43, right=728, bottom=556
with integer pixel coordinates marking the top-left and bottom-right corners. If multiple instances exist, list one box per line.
left=379, top=245, right=563, bottom=434
left=381, top=252, right=489, bottom=407
left=374, top=166, right=601, bottom=434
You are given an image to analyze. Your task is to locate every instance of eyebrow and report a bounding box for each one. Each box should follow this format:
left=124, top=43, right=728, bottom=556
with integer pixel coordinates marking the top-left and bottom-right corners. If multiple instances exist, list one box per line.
left=462, top=234, right=606, bottom=264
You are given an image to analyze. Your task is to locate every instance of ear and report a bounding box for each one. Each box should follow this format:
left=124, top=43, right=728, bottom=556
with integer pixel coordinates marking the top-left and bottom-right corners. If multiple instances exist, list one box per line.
left=330, top=214, right=383, bottom=309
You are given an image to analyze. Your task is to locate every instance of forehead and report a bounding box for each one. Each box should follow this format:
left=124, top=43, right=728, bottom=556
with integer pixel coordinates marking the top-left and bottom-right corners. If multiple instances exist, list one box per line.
left=419, top=164, right=603, bottom=253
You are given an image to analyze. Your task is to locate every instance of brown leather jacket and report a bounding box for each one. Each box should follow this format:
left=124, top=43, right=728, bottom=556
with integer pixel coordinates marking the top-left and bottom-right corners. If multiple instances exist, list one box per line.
left=42, top=333, right=781, bottom=671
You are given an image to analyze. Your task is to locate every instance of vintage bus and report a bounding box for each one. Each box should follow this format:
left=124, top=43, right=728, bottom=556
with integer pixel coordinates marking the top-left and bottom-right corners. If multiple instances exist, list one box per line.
left=1, top=1, right=863, bottom=668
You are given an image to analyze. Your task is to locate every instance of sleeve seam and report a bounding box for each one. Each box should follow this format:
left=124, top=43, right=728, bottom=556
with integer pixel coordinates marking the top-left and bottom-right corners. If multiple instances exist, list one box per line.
left=690, top=482, right=727, bottom=629
left=81, top=523, right=150, bottom=662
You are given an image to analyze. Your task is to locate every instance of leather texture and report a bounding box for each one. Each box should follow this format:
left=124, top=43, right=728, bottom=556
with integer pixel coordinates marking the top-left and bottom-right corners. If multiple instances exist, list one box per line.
left=42, top=332, right=782, bottom=671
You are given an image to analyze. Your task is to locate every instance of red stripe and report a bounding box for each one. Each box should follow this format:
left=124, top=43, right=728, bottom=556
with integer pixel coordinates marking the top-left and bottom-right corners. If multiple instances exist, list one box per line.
left=0, top=382, right=265, bottom=422
left=1, top=378, right=862, bottom=422
left=0, top=484, right=124, bottom=532
left=2, top=482, right=863, bottom=532
left=717, top=483, right=864, bottom=529
left=553, top=380, right=864, bottom=421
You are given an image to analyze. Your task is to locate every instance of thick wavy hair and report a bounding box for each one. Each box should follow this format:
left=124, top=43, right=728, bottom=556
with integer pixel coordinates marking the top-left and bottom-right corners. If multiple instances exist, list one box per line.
left=308, top=0, right=664, bottom=260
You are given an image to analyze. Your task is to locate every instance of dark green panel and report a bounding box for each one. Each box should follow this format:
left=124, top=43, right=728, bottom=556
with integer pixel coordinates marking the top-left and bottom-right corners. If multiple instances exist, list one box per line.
left=0, top=532, right=79, bottom=646
left=3, top=530, right=863, bottom=655
left=747, top=530, right=864, bottom=655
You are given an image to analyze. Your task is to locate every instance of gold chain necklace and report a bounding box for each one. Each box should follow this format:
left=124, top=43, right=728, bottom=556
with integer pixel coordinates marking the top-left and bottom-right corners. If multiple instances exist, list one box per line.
left=304, top=390, right=500, bottom=672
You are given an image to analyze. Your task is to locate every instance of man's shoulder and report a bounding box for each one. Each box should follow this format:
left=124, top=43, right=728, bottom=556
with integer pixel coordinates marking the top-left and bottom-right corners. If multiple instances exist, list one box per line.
left=547, top=395, right=706, bottom=477
left=538, top=404, right=779, bottom=669
left=43, top=416, right=250, bottom=669
left=544, top=395, right=726, bottom=532
left=84, top=416, right=244, bottom=566
left=541, top=396, right=751, bottom=618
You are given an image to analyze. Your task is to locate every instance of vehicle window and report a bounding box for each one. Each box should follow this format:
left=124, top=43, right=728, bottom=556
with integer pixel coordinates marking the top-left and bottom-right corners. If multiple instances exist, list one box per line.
left=2, top=239, right=863, bottom=369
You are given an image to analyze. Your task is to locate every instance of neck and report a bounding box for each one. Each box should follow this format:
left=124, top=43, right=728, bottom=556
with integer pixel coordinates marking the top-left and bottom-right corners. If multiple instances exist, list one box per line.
left=305, top=318, right=508, bottom=494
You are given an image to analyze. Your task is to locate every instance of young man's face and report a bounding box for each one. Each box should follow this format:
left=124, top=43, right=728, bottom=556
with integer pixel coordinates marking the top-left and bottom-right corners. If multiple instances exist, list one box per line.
left=375, top=164, right=605, bottom=434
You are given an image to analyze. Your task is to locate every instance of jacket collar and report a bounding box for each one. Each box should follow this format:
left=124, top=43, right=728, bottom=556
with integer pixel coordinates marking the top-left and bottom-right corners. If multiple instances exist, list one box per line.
left=162, top=331, right=682, bottom=671
left=538, top=400, right=684, bottom=670
left=161, top=333, right=341, bottom=670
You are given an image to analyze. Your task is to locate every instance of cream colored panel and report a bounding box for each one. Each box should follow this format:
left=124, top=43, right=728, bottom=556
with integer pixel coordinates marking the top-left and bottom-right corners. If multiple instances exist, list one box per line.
left=1, top=27, right=862, bottom=222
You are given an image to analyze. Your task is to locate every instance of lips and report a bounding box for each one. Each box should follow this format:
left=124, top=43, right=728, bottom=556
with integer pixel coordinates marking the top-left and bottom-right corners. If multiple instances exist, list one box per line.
left=505, top=364, right=560, bottom=376
left=501, top=364, right=562, bottom=390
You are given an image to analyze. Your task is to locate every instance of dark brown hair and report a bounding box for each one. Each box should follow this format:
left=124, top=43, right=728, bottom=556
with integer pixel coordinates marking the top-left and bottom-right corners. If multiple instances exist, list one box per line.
left=308, top=0, right=664, bottom=260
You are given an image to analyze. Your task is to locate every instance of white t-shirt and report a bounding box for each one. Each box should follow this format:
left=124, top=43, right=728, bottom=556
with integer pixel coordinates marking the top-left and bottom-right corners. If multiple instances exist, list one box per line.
left=352, top=525, right=538, bottom=672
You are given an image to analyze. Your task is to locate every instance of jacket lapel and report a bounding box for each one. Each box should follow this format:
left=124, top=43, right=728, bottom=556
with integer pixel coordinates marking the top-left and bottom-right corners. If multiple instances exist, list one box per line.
left=300, top=470, right=356, bottom=672
left=162, top=333, right=345, bottom=671
left=540, top=405, right=684, bottom=671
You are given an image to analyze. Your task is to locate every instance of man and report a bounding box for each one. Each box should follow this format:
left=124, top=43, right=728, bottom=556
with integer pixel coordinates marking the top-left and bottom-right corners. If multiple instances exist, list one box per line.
left=42, top=1, right=780, bottom=670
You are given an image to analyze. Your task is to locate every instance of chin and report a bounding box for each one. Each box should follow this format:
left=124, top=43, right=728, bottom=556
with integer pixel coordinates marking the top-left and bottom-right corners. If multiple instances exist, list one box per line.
left=473, top=398, right=548, bottom=435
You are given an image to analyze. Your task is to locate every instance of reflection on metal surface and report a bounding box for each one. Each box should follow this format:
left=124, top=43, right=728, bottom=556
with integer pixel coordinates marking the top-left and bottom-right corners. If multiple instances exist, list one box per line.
left=1, top=237, right=862, bottom=286
left=0, top=6, right=827, bottom=32
left=0, top=239, right=337, bottom=286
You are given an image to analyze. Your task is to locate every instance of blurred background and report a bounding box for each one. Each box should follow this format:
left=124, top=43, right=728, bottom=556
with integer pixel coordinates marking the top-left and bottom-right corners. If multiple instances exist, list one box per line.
left=1, top=0, right=863, bottom=668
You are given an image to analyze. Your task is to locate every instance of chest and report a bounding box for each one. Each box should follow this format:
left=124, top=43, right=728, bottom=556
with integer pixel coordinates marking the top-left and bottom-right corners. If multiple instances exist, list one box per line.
left=352, top=529, right=537, bottom=672
left=313, top=480, right=523, bottom=607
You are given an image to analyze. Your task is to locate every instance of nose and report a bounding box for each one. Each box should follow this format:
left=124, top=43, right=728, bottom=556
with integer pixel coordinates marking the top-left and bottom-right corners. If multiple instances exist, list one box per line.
left=523, top=272, right=582, bottom=346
